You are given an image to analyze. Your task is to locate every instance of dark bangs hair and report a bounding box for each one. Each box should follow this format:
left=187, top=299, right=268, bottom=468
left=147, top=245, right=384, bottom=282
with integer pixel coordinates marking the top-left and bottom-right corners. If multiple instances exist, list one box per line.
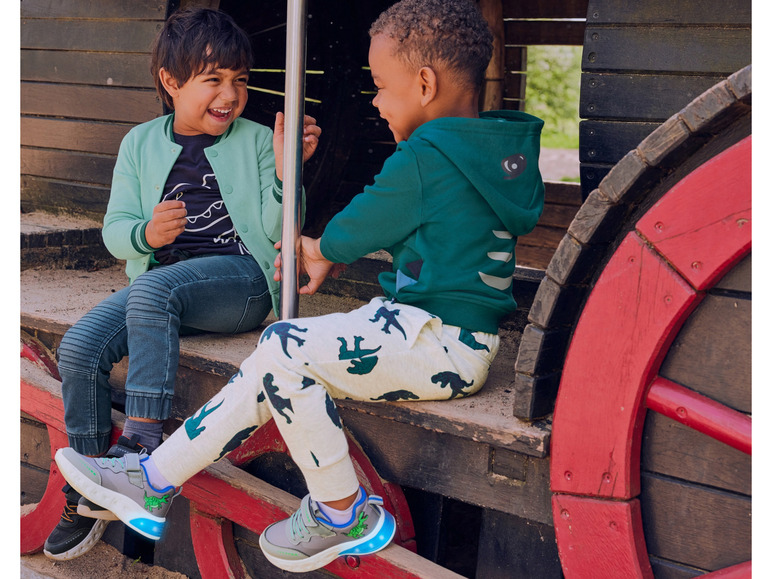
left=151, top=8, right=253, bottom=110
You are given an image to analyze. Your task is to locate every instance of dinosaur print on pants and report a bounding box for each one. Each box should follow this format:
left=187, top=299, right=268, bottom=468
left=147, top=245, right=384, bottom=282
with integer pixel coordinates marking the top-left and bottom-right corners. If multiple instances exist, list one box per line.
left=260, top=322, right=308, bottom=358
left=431, top=371, right=474, bottom=399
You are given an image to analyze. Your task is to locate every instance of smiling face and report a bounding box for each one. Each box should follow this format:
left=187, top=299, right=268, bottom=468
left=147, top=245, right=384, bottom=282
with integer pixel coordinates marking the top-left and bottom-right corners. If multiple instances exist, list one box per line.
left=369, top=34, right=428, bottom=143
left=161, top=65, right=249, bottom=136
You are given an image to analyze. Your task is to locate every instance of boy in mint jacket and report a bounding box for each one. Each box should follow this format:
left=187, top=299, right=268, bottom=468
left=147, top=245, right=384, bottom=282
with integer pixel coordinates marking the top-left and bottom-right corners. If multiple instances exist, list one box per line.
left=55, top=0, right=544, bottom=573
left=44, top=8, right=319, bottom=561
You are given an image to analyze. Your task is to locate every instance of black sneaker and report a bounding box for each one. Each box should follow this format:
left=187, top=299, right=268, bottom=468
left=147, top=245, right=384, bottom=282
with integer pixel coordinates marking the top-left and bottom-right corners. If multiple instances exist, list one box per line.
left=43, top=484, right=108, bottom=561
left=43, top=435, right=149, bottom=559
left=76, top=435, right=147, bottom=520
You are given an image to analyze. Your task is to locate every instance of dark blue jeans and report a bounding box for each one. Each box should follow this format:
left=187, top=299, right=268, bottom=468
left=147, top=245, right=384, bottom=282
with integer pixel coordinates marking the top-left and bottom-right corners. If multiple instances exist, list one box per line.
left=58, top=255, right=271, bottom=455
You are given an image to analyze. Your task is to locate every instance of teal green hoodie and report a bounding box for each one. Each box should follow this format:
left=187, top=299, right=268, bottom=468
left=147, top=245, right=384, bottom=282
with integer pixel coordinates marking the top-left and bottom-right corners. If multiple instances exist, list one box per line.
left=320, top=110, right=545, bottom=333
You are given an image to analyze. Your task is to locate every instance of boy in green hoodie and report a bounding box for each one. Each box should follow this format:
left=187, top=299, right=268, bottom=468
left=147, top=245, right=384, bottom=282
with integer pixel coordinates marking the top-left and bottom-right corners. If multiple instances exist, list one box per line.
left=54, top=0, right=545, bottom=573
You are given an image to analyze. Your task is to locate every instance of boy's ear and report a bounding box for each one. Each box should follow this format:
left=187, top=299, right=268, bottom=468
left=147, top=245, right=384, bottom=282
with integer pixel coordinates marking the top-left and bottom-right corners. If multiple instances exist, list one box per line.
left=417, top=66, right=438, bottom=107
left=158, top=67, right=181, bottom=98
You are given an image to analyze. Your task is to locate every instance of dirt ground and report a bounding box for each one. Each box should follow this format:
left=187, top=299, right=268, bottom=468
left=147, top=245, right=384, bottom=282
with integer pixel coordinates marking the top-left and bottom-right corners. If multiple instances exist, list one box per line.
left=21, top=543, right=190, bottom=579
left=20, top=504, right=188, bottom=579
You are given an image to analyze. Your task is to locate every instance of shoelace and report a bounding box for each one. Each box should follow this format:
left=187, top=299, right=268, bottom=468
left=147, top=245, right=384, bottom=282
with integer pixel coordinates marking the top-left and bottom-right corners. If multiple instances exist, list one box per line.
left=60, top=501, right=78, bottom=524
left=288, top=507, right=314, bottom=543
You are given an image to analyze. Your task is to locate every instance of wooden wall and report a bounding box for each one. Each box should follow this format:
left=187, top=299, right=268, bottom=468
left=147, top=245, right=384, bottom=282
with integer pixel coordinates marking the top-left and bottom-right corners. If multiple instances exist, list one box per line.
left=579, top=0, right=752, bottom=199
left=20, top=0, right=167, bottom=220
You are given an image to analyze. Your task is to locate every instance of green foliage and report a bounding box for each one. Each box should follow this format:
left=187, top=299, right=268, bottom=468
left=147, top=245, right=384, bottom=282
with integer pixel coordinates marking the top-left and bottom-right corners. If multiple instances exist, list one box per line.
left=524, top=46, right=582, bottom=149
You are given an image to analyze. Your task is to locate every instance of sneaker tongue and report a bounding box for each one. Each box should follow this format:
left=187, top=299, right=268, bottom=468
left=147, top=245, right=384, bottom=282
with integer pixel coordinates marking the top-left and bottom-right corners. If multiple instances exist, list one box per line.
left=301, top=495, right=321, bottom=529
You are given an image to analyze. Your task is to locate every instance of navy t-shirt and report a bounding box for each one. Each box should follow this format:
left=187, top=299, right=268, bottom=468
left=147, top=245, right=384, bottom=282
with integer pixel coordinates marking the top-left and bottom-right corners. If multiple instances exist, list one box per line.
left=154, top=132, right=250, bottom=265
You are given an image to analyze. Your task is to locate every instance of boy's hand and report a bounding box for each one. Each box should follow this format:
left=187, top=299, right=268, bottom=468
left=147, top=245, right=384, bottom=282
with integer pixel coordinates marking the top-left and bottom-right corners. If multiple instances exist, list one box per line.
left=273, top=112, right=322, bottom=181
left=145, top=200, right=187, bottom=249
left=273, top=237, right=345, bottom=295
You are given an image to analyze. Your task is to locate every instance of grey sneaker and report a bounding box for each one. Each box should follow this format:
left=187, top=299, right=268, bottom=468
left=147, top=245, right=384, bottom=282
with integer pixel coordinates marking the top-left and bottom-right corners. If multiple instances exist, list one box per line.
left=54, top=447, right=180, bottom=541
left=76, top=435, right=147, bottom=521
left=259, top=487, right=396, bottom=572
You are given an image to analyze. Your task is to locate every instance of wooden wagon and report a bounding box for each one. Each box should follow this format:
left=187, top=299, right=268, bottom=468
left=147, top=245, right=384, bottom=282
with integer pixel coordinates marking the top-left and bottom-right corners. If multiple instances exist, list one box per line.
left=21, top=1, right=751, bottom=577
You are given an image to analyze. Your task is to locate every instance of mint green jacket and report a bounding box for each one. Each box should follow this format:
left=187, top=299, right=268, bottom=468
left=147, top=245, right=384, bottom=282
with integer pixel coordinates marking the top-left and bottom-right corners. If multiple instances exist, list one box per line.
left=102, top=114, right=295, bottom=316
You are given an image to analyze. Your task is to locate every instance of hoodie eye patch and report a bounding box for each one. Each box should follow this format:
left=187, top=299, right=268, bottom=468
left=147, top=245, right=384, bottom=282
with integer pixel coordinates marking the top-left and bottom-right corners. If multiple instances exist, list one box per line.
left=501, top=153, right=527, bottom=180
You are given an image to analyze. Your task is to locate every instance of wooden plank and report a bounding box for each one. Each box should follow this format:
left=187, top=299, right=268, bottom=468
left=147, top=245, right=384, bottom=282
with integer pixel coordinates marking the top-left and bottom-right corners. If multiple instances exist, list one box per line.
left=536, top=203, right=582, bottom=229
left=640, top=473, right=751, bottom=571
left=503, top=0, right=589, bottom=19
left=659, top=294, right=751, bottom=414
left=583, top=27, right=750, bottom=75
left=519, top=225, right=565, bottom=252
left=504, top=46, right=526, bottom=73
left=21, top=416, right=50, bottom=471
left=504, top=20, right=586, bottom=46
left=21, top=82, right=162, bottom=123
left=476, top=509, right=562, bottom=579
left=580, top=73, right=729, bottom=122
left=649, top=557, right=703, bottom=579
left=21, top=148, right=116, bottom=186
left=714, top=253, right=751, bottom=293
left=642, top=412, right=751, bottom=496
left=22, top=117, right=132, bottom=155
left=580, top=120, right=661, bottom=165
left=21, top=50, right=154, bottom=88
left=21, top=19, right=162, bottom=52
left=543, top=182, right=583, bottom=206
left=21, top=0, right=166, bottom=19
left=21, top=463, right=49, bottom=506
left=585, top=0, right=751, bottom=25
left=21, top=176, right=110, bottom=219
left=341, top=410, right=554, bottom=525
left=579, top=162, right=611, bottom=199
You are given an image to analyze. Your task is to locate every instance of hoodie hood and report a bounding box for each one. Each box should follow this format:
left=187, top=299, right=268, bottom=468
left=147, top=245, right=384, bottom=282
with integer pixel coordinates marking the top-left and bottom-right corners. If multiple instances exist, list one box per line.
left=410, top=110, right=545, bottom=236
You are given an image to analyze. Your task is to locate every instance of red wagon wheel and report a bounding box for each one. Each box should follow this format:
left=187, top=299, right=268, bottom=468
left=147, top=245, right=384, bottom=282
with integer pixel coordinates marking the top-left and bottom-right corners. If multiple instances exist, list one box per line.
left=550, top=135, right=751, bottom=577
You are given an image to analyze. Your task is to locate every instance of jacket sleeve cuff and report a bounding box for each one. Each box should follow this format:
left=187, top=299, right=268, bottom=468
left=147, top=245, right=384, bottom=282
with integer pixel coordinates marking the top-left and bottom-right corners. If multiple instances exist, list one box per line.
left=273, top=173, right=283, bottom=203
left=131, top=221, right=158, bottom=254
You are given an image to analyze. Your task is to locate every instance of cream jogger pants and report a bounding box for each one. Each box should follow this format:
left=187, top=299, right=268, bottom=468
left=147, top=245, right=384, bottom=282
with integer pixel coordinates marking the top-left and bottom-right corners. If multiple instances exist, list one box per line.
left=152, top=297, right=500, bottom=502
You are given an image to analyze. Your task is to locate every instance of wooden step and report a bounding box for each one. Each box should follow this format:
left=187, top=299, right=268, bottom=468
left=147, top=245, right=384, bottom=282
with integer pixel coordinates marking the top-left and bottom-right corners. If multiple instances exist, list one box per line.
left=21, top=211, right=116, bottom=271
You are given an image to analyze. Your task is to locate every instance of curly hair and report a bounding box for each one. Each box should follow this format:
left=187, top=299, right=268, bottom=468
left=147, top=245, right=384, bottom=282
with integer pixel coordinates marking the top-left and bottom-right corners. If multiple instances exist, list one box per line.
left=150, top=8, right=253, bottom=110
left=369, top=0, right=493, bottom=89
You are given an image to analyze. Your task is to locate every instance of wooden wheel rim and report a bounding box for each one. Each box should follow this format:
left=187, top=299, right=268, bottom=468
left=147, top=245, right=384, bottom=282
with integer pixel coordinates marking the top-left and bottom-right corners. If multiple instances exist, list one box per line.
left=550, top=136, right=751, bottom=577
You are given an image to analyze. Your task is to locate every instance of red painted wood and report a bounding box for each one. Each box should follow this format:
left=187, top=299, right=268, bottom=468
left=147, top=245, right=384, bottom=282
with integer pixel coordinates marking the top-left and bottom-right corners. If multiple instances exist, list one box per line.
left=702, top=560, right=751, bottom=578
left=637, top=136, right=752, bottom=291
left=189, top=509, right=247, bottom=579
left=551, top=233, right=700, bottom=499
left=21, top=340, right=61, bottom=381
left=552, top=495, right=652, bottom=579
left=20, top=421, right=69, bottom=554
left=646, top=376, right=751, bottom=455
left=551, top=132, right=752, bottom=577
left=184, top=468, right=430, bottom=579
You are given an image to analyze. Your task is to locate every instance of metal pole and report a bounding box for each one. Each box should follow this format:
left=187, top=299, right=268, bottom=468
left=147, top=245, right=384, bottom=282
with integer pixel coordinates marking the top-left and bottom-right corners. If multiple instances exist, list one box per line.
left=280, top=0, right=307, bottom=320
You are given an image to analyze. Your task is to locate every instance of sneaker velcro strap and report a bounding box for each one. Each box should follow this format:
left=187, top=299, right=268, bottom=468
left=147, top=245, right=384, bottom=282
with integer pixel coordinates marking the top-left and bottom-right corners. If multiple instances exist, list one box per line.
left=122, top=454, right=145, bottom=488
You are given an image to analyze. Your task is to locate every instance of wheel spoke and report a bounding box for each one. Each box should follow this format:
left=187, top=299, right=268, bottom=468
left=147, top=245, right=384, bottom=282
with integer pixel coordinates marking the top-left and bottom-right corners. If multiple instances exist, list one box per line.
left=646, top=376, right=751, bottom=455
